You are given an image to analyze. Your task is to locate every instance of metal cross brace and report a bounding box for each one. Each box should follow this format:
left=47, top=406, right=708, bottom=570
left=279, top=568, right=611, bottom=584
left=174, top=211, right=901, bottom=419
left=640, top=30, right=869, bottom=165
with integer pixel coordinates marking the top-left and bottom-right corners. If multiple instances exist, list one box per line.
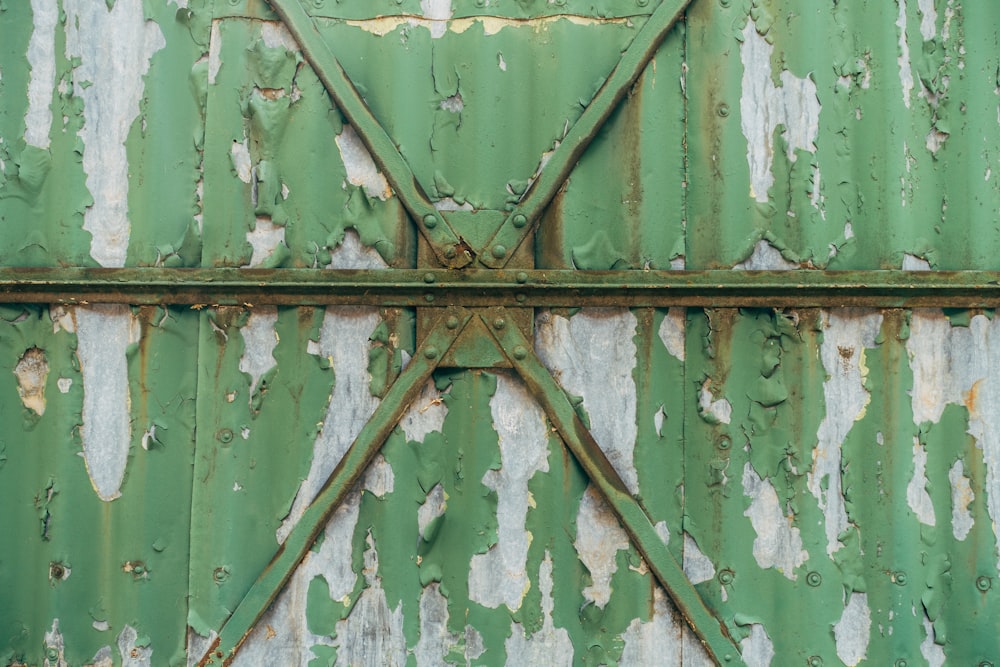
left=266, top=0, right=695, bottom=267
left=200, top=306, right=747, bottom=666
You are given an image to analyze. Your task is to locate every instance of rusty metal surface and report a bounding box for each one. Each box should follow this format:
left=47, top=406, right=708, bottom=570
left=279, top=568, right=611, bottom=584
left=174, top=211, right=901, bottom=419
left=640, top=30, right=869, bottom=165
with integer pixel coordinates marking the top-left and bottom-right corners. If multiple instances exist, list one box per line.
left=2, top=0, right=1000, bottom=665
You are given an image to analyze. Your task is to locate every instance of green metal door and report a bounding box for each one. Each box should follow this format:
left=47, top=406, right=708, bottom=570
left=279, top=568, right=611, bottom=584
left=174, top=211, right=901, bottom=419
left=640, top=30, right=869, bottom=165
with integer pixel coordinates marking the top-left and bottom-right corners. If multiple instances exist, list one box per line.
left=1, top=0, right=999, bottom=665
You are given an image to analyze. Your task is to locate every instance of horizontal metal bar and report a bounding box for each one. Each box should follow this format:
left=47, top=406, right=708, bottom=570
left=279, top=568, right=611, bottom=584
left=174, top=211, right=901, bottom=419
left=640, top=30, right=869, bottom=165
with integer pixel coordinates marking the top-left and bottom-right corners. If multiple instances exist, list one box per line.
left=1, top=268, right=999, bottom=307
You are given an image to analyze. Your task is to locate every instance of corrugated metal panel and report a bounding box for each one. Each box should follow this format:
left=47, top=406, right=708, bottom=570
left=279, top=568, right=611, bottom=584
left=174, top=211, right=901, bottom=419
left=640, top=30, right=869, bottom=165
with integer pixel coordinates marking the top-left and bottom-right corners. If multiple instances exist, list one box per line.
left=1, top=0, right=999, bottom=665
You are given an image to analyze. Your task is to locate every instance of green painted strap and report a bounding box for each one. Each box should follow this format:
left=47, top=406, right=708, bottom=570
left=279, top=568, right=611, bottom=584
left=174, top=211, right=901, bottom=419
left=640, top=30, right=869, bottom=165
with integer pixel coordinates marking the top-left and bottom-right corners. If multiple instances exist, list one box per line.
left=483, top=308, right=746, bottom=666
left=266, top=0, right=472, bottom=268
left=200, top=308, right=472, bottom=666
left=479, top=0, right=694, bottom=268
left=3, top=268, right=1000, bottom=307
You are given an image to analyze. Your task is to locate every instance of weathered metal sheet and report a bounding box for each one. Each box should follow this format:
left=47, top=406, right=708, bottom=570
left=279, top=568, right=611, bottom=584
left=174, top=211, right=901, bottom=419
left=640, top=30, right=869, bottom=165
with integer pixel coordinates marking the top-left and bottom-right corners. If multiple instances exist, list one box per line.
left=2, top=0, right=1000, bottom=665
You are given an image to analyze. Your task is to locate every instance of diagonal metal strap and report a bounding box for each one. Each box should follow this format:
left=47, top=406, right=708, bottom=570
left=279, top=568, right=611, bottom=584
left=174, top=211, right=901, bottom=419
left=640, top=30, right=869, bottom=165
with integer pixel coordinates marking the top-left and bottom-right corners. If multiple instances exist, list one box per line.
left=198, top=308, right=473, bottom=665
left=266, top=0, right=473, bottom=268
left=481, top=307, right=746, bottom=666
left=479, top=0, right=695, bottom=268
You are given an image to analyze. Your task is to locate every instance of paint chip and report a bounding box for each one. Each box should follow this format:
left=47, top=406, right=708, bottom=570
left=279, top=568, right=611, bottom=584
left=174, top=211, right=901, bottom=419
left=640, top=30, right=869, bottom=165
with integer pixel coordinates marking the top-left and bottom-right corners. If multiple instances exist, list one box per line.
left=834, top=592, right=871, bottom=666
left=14, top=347, right=49, bottom=415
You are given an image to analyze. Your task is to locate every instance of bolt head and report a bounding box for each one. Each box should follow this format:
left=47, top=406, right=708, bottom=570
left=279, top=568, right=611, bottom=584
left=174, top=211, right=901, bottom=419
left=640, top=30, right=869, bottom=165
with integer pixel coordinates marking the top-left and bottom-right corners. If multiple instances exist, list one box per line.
left=423, top=214, right=438, bottom=229
left=512, top=214, right=527, bottom=228
left=491, top=245, right=507, bottom=259
left=446, top=316, right=460, bottom=330
left=512, top=346, right=528, bottom=360
left=424, top=346, right=439, bottom=360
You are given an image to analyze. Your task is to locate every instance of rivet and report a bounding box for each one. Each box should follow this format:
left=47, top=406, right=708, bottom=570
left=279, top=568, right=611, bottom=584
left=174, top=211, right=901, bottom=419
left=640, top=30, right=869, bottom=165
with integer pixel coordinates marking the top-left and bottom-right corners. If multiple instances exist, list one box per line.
left=423, top=272, right=436, bottom=284
left=424, top=346, right=439, bottom=360
left=475, top=0, right=485, bottom=6
left=132, top=563, right=145, bottom=576
left=724, top=655, right=733, bottom=663
left=513, top=346, right=528, bottom=360
left=977, top=576, right=992, bottom=591
left=894, top=571, right=908, bottom=586
left=493, top=317, right=506, bottom=330
left=515, top=293, right=527, bottom=303
left=980, top=662, right=994, bottom=667
left=425, top=293, right=435, bottom=303
left=446, top=316, right=460, bottom=330
left=512, top=214, right=527, bottom=228
left=217, top=429, right=233, bottom=444
left=807, top=657, right=823, bottom=667
left=718, top=103, right=730, bottom=117
left=213, top=566, right=230, bottom=583
left=718, top=569, right=735, bottom=585
left=50, top=563, right=65, bottom=580
left=516, top=271, right=528, bottom=284
left=227, top=0, right=240, bottom=5
left=720, top=0, right=730, bottom=6
left=806, top=571, right=822, bottom=587
left=492, top=244, right=507, bottom=259
left=895, top=659, right=908, bottom=667
left=637, top=0, right=648, bottom=5
left=443, top=246, right=457, bottom=259
left=216, top=651, right=224, bottom=659
left=716, top=434, right=731, bottom=450
left=311, top=0, right=324, bottom=7
left=423, top=213, right=438, bottom=229
left=46, top=647, right=59, bottom=661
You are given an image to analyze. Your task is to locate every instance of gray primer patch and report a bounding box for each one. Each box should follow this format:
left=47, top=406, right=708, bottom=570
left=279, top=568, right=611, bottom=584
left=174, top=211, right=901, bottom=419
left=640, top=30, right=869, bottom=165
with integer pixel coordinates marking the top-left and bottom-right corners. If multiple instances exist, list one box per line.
left=948, top=460, right=974, bottom=541
left=574, top=486, right=629, bottom=608
left=238, top=308, right=278, bottom=407
left=906, top=436, right=936, bottom=526
left=833, top=592, right=871, bottom=666
left=740, top=21, right=821, bottom=203
left=415, top=583, right=459, bottom=666
left=400, top=380, right=448, bottom=443
left=657, top=308, right=686, bottom=362
left=739, top=623, right=775, bottom=667
left=276, top=303, right=379, bottom=544
left=25, top=0, right=58, bottom=149
left=336, top=125, right=392, bottom=200
left=469, top=373, right=549, bottom=611
left=742, top=462, right=807, bottom=579
left=920, top=616, right=946, bottom=667
left=63, top=0, right=166, bottom=267
left=809, top=310, right=882, bottom=555
left=43, top=618, right=66, bottom=667
left=231, top=137, right=252, bottom=184
left=185, top=630, right=217, bottom=667
left=331, top=532, right=406, bottom=666
left=536, top=308, right=640, bottom=493
left=698, top=379, right=732, bottom=425
left=733, top=240, right=798, bottom=271
left=89, top=646, right=113, bottom=667
left=619, top=587, right=682, bottom=666
left=14, top=346, right=49, bottom=415
left=682, top=532, right=716, bottom=585
left=362, top=453, right=394, bottom=497
left=897, top=0, right=915, bottom=108
left=505, top=551, right=574, bottom=665
left=118, top=625, right=151, bottom=667
left=419, top=0, right=452, bottom=38
left=75, top=305, right=140, bottom=501
left=245, top=219, right=286, bottom=267
left=418, top=484, right=446, bottom=539
left=236, top=492, right=361, bottom=665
